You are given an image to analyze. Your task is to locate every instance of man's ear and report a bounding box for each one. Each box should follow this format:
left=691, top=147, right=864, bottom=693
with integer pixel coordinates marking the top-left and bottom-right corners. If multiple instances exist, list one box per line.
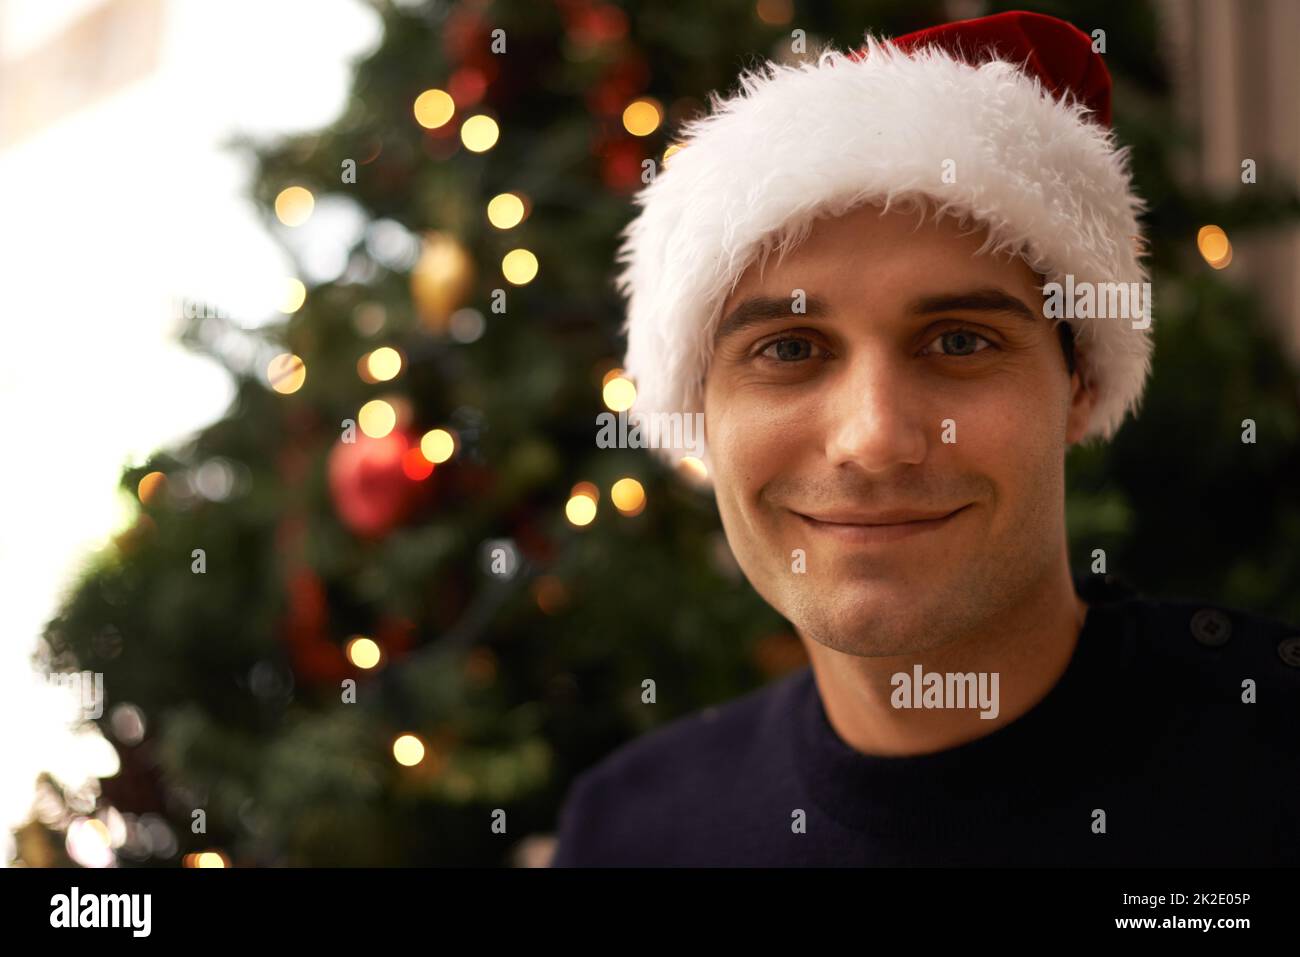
left=1064, top=358, right=1095, bottom=447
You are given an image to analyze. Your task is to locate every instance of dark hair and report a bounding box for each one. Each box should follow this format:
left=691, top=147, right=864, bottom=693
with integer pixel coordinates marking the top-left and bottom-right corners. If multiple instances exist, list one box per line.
left=1056, top=320, right=1077, bottom=375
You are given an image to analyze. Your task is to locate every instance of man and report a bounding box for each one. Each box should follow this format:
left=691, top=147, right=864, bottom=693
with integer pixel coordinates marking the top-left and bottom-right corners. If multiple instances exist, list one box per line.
left=551, top=11, right=1299, bottom=866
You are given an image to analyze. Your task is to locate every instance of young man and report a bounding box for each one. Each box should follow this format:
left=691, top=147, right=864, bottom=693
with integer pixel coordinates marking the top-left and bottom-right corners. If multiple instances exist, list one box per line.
left=551, top=11, right=1299, bottom=866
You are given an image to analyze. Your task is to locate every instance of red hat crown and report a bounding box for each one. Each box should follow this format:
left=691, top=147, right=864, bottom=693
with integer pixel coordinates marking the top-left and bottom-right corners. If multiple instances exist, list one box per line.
left=849, top=10, right=1112, bottom=126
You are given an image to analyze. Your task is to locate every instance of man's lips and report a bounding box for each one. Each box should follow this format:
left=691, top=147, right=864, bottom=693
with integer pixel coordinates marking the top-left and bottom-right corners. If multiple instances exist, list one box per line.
left=791, top=504, right=971, bottom=543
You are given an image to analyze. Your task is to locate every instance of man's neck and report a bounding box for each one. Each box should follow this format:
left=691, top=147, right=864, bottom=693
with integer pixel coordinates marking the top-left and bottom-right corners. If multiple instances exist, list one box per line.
left=803, top=562, right=1089, bottom=758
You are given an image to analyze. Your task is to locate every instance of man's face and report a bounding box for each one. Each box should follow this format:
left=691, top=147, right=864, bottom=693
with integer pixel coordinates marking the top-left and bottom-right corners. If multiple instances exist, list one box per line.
left=702, top=203, right=1093, bottom=657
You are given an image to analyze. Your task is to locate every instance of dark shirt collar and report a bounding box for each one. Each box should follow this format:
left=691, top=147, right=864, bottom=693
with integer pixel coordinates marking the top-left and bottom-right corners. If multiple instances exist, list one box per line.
left=791, top=583, right=1137, bottom=835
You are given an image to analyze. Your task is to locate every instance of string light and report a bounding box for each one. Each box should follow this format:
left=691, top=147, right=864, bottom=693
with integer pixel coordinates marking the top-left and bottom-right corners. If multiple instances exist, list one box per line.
left=137, top=471, right=167, bottom=504
left=274, top=186, right=315, bottom=226
left=393, top=734, right=426, bottom=766
left=279, top=278, right=307, bottom=313
left=501, top=248, right=538, bottom=285
left=565, top=493, right=597, bottom=526
left=1197, top=225, right=1232, bottom=269
left=487, top=192, right=526, bottom=229
left=420, top=428, right=456, bottom=463
left=268, top=353, right=307, bottom=394
left=679, top=456, right=709, bottom=482
left=358, top=399, right=397, bottom=438
left=366, top=346, right=402, bottom=381
left=414, top=89, right=455, bottom=129
left=346, top=636, right=381, bottom=669
left=460, top=114, right=500, bottom=152
left=622, top=98, right=663, bottom=136
left=602, top=375, right=636, bottom=411
left=611, top=477, right=646, bottom=516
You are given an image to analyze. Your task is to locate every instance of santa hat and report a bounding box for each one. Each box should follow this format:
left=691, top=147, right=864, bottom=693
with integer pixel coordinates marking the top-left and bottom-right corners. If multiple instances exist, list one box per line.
left=614, top=10, right=1151, bottom=471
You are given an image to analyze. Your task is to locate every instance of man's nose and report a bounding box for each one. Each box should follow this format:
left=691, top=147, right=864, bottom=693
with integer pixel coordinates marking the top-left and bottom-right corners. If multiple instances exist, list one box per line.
left=823, top=354, right=929, bottom=472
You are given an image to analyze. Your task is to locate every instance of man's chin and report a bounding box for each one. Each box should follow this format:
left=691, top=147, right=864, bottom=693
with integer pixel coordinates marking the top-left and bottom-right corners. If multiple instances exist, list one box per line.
left=785, top=582, right=957, bottom=657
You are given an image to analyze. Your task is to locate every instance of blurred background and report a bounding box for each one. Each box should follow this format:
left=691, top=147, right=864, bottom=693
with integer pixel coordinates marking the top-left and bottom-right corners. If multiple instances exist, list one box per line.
left=3, top=0, right=1298, bottom=867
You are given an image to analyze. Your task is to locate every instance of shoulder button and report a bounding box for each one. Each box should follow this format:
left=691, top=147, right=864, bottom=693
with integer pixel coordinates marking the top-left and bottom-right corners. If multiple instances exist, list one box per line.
left=1189, top=608, right=1232, bottom=647
left=1277, top=636, right=1300, bottom=668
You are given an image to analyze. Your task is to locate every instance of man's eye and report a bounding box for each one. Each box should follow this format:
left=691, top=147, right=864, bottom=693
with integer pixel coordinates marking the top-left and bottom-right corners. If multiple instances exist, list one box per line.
left=758, top=337, right=820, bottom=362
left=922, top=330, right=993, bottom=357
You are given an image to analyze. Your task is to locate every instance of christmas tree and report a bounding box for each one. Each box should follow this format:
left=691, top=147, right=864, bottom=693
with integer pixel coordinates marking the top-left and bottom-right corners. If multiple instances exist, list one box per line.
left=29, top=0, right=1300, bottom=866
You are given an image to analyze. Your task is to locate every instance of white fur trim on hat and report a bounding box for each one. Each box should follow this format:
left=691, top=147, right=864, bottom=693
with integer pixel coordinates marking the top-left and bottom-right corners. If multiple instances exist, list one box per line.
left=614, top=36, right=1152, bottom=470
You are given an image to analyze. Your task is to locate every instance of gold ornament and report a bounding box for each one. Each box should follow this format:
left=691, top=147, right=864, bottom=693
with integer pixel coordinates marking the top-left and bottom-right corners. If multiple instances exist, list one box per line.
left=410, top=231, right=474, bottom=333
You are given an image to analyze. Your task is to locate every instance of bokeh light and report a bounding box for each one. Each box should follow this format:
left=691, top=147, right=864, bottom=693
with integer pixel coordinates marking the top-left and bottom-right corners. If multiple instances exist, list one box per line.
left=268, top=353, right=307, bottom=394
left=565, top=494, right=597, bottom=526
left=622, top=98, right=663, bottom=136
left=279, top=277, right=307, bottom=313
left=137, top=471, right=167, bottom=504
left=393, top=734, right=426, bottom=766
left=366, top=346, right=402, bottom=381
left=358, top=399, right=397, bottom=438
left=1197, top=224, right=1232, bottom=269
left=346, top=636, right=381, bottom=669
left=461, top=114, right=500, bottom=152
left=501, top=248, right=538, bottom=284
left=602, top=375, right=636, bottom=411
left=414, top=89, right=455, bottom=129
left=487, top=192, right=526, bottom=229
left=420, top=428, right=456, bottom=463
left=274, top=186, right=315, bottom=226
left=611, top=477, right=646, bottom=516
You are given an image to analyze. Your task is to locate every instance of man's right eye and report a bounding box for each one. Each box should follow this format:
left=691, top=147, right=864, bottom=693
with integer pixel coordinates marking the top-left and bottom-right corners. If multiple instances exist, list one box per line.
left=758, top=336, right=821, bottom=362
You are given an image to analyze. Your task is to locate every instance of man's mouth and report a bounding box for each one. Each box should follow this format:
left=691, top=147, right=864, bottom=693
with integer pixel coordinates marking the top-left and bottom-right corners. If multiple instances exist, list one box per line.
left=791, top=504, right=971, bottom=544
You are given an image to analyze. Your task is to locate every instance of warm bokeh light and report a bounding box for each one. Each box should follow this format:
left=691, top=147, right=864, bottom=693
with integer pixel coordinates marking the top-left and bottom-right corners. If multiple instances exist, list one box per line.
left=358, top=399, right=397, bottom=438
left=347, top=636, right=381, bottom=669
left=268, top=353, right=307, bottom=394
left=274, top=186, right=315, bottom=226
left=600, top=366, right=626, bottom=388
left=420, top=428, right=456, bottom=463
left=662, top=143, right=683, bottom=168
left=137, top=471, right=167, bottom=504
left=532, top=575, right=570, bottom=615
left=602, top=375, right=636, bottom=412
left=571, top=480, right=599, bottom=503
left=611, top=477, right=646, bottom=516
left=401, top=446, right=434, bottom=480
left=413, top=88, right=455, bottom=129
left=755, top=0, right=794, bottom=26
left=367, top=346, right=402, bottom=382
left=196, top=851, right=228, bottom=868
left=565, top=494, right=597, bottom=526
left=679, top=456, right=709, bottom=481
left=460, top=114, right=500, bottom=152
left=65, top=817, right=114, bottom=868
left=393, top=733, right=426, bottom=766
left=501, top=248, right=538, bottom=285
left=622, top=98, right=663, bottom=136
left=279, top=277, right=307, bottom=313
left=487, top=192, right=526, bottom=229
left=1197, top=224, right=1232, bottom=268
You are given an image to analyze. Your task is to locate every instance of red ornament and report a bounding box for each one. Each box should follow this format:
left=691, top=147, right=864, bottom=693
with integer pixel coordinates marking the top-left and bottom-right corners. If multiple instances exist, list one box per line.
left=327, top=431, right=435, bottom=539
left=279, top=567, right=349, bottom=687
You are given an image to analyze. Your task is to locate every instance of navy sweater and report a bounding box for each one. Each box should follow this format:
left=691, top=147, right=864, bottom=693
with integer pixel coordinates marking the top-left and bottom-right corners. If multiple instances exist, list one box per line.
left=551, top=580, right=1300, bottom=866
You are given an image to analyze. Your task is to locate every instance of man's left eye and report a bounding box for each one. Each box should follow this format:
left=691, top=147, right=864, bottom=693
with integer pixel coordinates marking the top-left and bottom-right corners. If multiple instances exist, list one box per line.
left=922, top=330, right=993, bottom=357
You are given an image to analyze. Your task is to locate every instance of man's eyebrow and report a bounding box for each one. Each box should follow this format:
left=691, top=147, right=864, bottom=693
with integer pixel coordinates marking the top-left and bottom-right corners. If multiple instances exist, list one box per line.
left=713, top=294, right=831, bottom=345
left=907, top=288, right=1038, bottom=322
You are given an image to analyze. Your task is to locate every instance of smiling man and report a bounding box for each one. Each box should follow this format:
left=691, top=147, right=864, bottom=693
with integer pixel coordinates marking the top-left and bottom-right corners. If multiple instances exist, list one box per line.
left=551, top=11, right=1300, bottom=866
